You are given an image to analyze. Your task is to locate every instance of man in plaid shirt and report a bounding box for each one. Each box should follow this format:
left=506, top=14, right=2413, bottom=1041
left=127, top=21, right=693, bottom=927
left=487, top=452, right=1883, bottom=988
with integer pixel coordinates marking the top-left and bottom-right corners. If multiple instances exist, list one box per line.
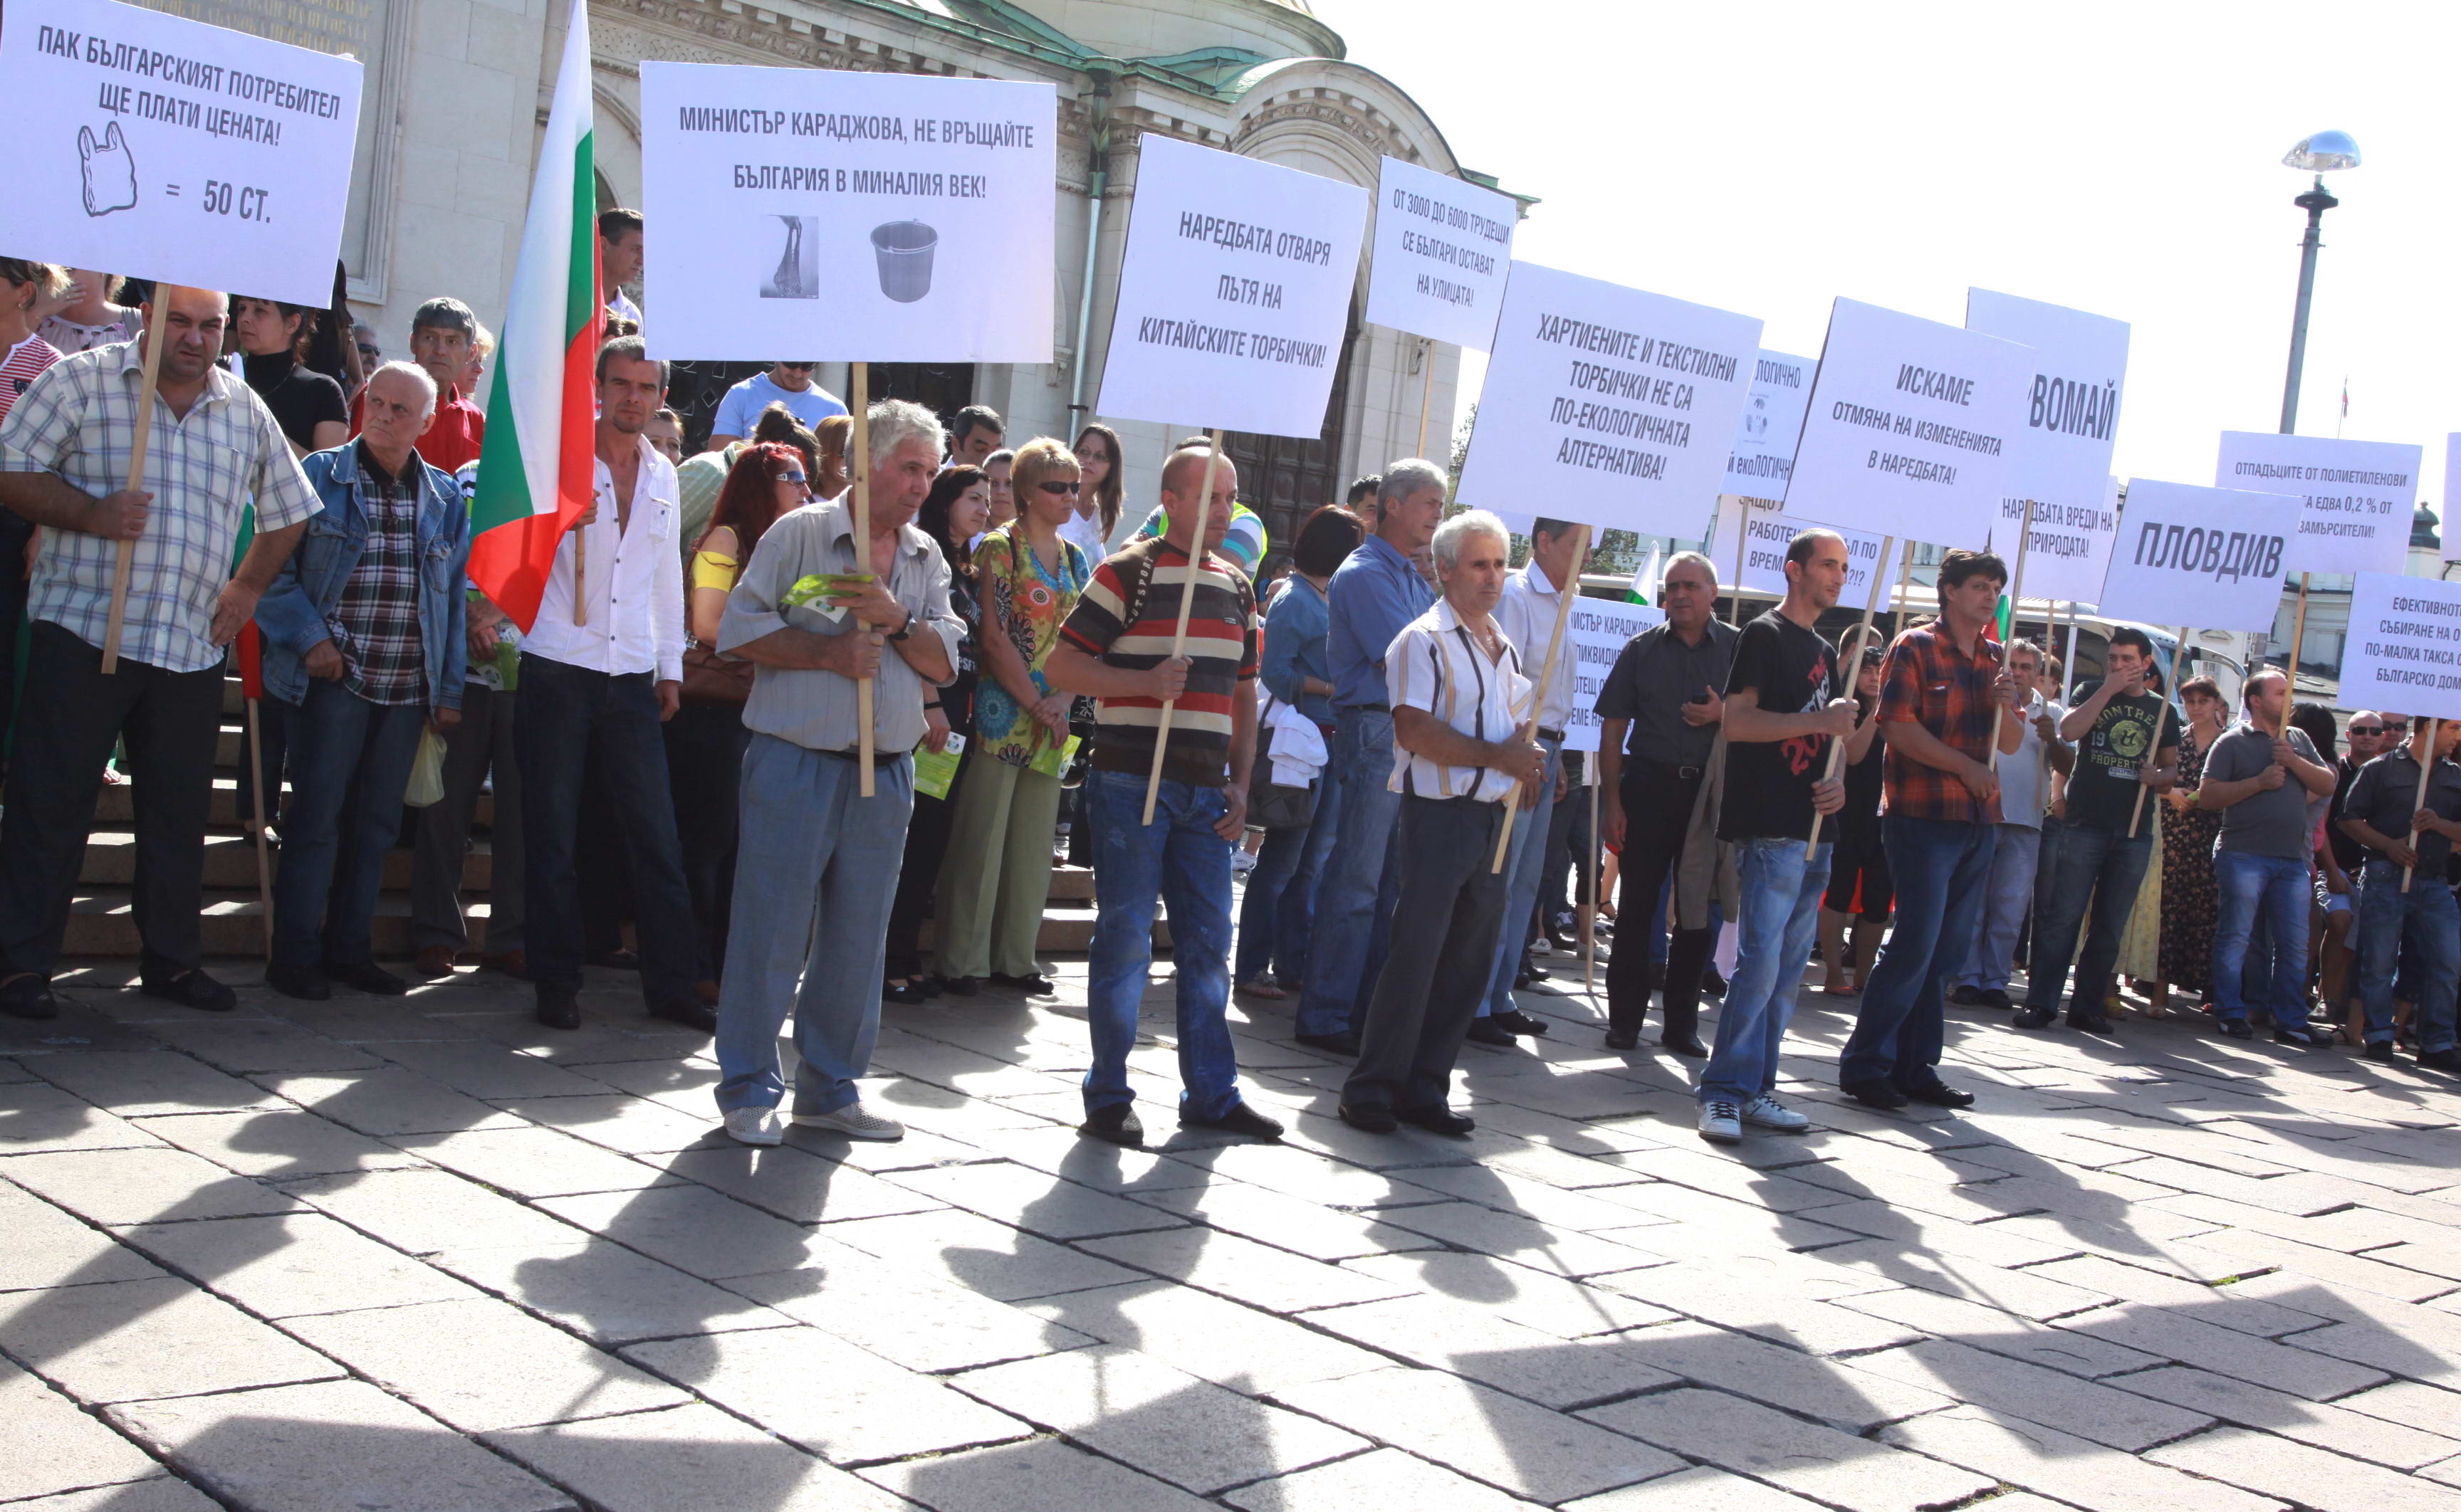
left=0, top=287, right=316, bottom=1019
left=1839, top=547, right=2021, bottom=1111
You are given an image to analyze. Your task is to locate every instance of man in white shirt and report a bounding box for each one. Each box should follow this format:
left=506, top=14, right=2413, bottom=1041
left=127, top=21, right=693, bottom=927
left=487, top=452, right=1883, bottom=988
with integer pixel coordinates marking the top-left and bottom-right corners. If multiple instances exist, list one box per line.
left=1471, top=515, right=1582, bottom=1044
left=1950, top=636, right=2072, bottom=1009
left=514, top=336, right=708, bottom=1034
left=1339, top=510, right=1544, bottom=1137
left=599, top=209, right=644, bottom=327
left=708, top=362, right=847, bottom=448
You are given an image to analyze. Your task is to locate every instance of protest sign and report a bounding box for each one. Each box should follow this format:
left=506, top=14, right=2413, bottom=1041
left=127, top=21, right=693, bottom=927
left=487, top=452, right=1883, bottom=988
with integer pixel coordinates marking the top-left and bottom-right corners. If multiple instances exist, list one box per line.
left=638, top=63, right=1054, bottom=362
left=1709, top=495, right=1887, bottom=607
left=1562, top=596, right=1665, bottom=754
left=1785, top=298, right=2032, bottom=548
left=2341, top=571, right=2461, bottom=723
left=1363, top=154, right=1516, bottom=353
left=0, top=0, right=362, bottom=306
left=1094, top=135, right=1368, bottom=436
left=1989, top=478, right=2119, bottom=606
left=2213, top=432, right=2421, bottom=579
left=1964, top=288, right=2129, bottom=514
left=1724, top=349, right=1817, bottom=499
left=2093, top=480, right=2299, bottom=631
left=2446, top=435, right=2461, bottom=565
left=1456, top=261, right=1761, bottom=540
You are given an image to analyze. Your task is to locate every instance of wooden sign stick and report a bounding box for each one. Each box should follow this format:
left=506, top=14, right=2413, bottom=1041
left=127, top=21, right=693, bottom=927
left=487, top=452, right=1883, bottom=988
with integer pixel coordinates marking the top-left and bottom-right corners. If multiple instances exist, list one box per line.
left=1988, top=501, right=2034, bottom=773
left=2125, top=624, right=2191, bottom=839
left=2405, top=718, right=2442, bottom=894
left=1415, top=342, right=1436, bottom=456
left=1491, top=523, right=1589, bottom=873
left=1584, top=765, right=1601, bottom=1000
left=851, top=362, right=874, bottom=796
left=99, top=293, right=173, bottom=676
left=1140, top=430, right=1225, bottom=824
left=2279, top=572, right=2311, bottom=737
left=1730, top=505, right=1748, bottom=625
left=573, top=529, right=587, bottom=627
left=1806, top=535, right=1898, bottom=860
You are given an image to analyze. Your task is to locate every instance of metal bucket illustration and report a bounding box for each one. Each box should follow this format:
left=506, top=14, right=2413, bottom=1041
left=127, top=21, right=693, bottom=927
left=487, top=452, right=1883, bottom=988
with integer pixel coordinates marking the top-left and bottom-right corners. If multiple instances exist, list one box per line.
left=871, top=221, right=938, bottom=302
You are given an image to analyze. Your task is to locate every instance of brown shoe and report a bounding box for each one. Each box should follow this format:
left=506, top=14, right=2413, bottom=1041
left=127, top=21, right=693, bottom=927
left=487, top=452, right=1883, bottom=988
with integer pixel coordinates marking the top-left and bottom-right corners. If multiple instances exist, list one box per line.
left=480, top=950, right=528, bottom=980
left=413, top=945, right=457, bottom=980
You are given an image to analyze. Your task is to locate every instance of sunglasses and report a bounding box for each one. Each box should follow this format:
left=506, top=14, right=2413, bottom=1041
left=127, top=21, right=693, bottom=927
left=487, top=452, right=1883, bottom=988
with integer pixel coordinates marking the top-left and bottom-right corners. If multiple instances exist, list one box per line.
left=1035, top=479, right=1082, bottom=495
left=779, top=361, right=816, bottom=370
left=779, top=471, right=808, bottom=484
left=2349, top=725, right=2385, bottom=735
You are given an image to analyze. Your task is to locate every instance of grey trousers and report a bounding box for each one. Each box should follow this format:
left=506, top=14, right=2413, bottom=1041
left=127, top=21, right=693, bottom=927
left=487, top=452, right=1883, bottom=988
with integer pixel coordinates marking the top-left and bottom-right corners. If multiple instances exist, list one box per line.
left=1344, top=795, right=1508, bottom=1112
left=410, top=683, right=524, bottom=955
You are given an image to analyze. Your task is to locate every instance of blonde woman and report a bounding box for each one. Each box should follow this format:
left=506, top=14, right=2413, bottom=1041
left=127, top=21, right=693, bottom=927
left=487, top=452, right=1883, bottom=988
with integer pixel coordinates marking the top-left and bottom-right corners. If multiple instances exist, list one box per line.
left=934, top=439, right=1090, bottom=994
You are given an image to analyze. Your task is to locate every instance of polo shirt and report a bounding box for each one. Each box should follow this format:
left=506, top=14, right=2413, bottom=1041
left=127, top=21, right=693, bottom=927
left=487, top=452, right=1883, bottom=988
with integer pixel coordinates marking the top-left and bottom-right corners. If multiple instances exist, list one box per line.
left=1595, top=618, right=1738, bottom=770
left=2343, top=747, right=2461, bottom=875
left=1058, top=535, right=1258, bottom=789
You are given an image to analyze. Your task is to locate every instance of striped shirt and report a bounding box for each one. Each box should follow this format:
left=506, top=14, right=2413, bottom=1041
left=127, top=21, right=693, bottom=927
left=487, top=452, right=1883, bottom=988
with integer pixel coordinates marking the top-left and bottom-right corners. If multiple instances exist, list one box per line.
left=0, top=336, right=61, bottom=428
left=0, top=340, right=319, bottom=673
left=1058, top=535, right=1258, bottom=789
left=1386, top=597, right=1530, bottom=804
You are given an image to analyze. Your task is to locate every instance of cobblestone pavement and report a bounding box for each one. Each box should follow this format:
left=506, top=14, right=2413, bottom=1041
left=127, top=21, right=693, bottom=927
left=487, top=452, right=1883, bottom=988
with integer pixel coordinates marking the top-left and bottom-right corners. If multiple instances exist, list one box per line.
left=8, top=951, right=2461, bottom=1511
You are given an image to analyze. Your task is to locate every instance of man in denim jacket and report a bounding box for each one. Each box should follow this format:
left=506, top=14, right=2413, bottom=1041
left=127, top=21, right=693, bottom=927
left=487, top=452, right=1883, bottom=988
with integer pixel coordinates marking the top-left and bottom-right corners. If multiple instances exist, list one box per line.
left=254, top=362, right=469, bottom=999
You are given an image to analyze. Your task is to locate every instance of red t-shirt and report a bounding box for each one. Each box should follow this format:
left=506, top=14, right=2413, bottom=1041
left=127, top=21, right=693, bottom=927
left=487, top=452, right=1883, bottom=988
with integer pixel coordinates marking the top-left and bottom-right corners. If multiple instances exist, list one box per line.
left=0, top=335, right=62, bottom=429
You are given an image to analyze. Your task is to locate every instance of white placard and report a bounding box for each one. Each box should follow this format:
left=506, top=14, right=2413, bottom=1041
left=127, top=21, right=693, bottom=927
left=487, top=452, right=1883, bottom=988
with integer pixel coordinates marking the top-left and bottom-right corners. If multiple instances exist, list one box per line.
left=1724, top=349, right=1816, bottom=498
left=1964, top=289, right=2129, bottom=519
left=1362, top=155, right=1515, bottom=352
left=0, top=0, right=362, bottom=307
left=1989, top=477, right=2120, bottom=606
left=1094, top=135, right=1368, bottom=437
left=2448, top=436, right=2461, bottom=565
left=2213, top=431, right=2422, bottom=579
left=1562, top=595, right=1666, bottom=754
left=2094, top=480, right=2301, bottom=631
left=1709, top=495, right=1888, bottom=607
left=1785, top=298, right=2033, bottom=547
left=2341, top=571, right=2461, bottom=723
left=1455, top=261, right=1762, bottom=539
left=637, top=64, right=1055, bottom=362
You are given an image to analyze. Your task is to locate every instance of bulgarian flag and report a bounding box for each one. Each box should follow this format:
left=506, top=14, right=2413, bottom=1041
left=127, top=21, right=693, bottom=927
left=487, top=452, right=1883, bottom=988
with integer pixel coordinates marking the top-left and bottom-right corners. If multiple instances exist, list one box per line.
left=468, top=0, right=601, bottom=631
left=1626, top=544, right=1663, bottom=607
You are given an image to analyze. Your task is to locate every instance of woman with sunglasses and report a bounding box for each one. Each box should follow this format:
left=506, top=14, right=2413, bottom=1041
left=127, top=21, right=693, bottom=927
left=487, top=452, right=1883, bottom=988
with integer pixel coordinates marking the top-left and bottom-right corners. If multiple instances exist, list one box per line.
left=1067, top=423, right=1126, bottom=560
left=665, top=443, right=809, bottom=999
left=934, top=440, right=1091, bottom=996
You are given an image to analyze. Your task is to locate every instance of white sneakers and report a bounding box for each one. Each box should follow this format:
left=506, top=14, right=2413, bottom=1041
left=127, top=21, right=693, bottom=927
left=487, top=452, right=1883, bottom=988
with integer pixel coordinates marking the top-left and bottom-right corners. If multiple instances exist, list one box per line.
left=1699, top=1095, right=1809, bottom=1143
left=1740, top=1095, right=1810, bottom=1132
left=1697, top=1099, right=1741, bottom=1143
left=723, top=1108, right=782, bottom=1146
left=791, top=1102, right=907, bottom=1141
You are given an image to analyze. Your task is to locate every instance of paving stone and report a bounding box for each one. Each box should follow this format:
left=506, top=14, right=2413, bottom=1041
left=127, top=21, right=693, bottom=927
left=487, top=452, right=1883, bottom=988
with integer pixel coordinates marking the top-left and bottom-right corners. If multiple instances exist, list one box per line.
left=884, top=1158, right=1189, bottom=1238
left=1128, top=1174, right=1442, bottom=1259
left=1018, top=1278, right=1379, bottom=1392
left=0, top=1478, right=223, bottom=1511
left=535, top=1183, right=827, bottom=1280
left=1367, top=1199, right=1671, bottom=1279
left=0, top=1275, right=340, bottom=1402
left=283, top=1168, right=583, bottom=1254
left=370, top=1040, right=613, bottom=1099
left=459, top=1018, right=712, bottom=1068
left=0, top=1355, right=169, bottom=1503
left=1607, top=1318, right=1954, bottom=1429
left=1834, top=1286, right=2168, bottom=1377
left=1559, top=1466, right=1828, bottom=1510
left=1814, top=1237, right=2117, bottom=1320
left=627, top=1323, right=1030, bottom=1464
left=1849, top=1336, right=2212, bottom=1451
left=430, top=1239, right=790, bottom=1345
left=1390, top=1164, right=1694, bottom=1232
left=285, top=1296, right=688, bottom=1432
left=259, top=999, right=490, bottom=1043
left=2339, top=1379, right=2461, bottom=1442
left=658, top=1142, right=947, bottom=1223
left=2112, top=1365, right=2458, bottom=1469
left=570, top=1055, right=723, bottom=1113
left=1166, top=1140, right=1446, bottom=1207
left=967, top=1123, right=1218, bottom=1192
left=1275, top=1364, right=1683, bottom=1503
left=860, top=1435, right=1216, bottom=1511
left=823, top=1206, right=1144, bottom=1301
left=1341, top=1249, right=1677, bottom=1338
left=134, top=1107, right=420, bottom=1180
left=254, top=1067, right=525, bottom=1136
left=493, top=1093, right=721, bottom=1154
left=0, top=1082, right=168, bottom=1154
left=0, top=1146, right=302, bottom=1226
left=1078, top=1223, right=1416, bottom=1313
left=486, top=1402, right=909, bottom=1512
left=2149, top=1424, right=2461, bottom=1512
left=2024, top=1254, right=2333, bottom=1337
left=141, top=1019, right=384, bottom=1074
left=952, top=1344, right=1364, bottom=1495
left=1578, top=1387, right=1992, bottom=1512
left=1304, top=1291, right=1679, bottom=1408
left=1879, top=1402, right=2284, bottom=1512
left=0, top=1179, right=164, bottom=1291
left=1225, top=1446, right=1543, bottom=1511
left=104, top=1377, right=574, bottom=1512
left=31, top=1051, right=283, bottom=1116
left=2059, top=1303, right=2389, bottom=1399
left=1593, top=1254, right=1917, bottom=1355
left=391, top=1127, right=674, bottom=1199
left=115, top=1212, right=477, bottom=1318
left=1576, top=1179, right=1867, bottom=1258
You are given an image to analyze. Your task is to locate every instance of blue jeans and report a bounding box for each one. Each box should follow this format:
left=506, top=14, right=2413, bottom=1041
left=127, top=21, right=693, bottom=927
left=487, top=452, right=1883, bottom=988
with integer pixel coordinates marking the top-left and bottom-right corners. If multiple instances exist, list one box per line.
left=2212, top=850, right=2310, bottom=1028
left=1842, top=818, right=1995, bottom=1086
left=2356, top=860, right=2460, bottom=1054
left=1235, top=753, right=1342, bottom=985
left=1297, top=709, right=1402, bottom=1037
left=2021, top=817, right=2151, bottom=1015
left=713, top=737, right=912, bottom=1116
left=273, top=681, right=427, bottom=968
left=1480, top=737, right=1563, bottom=1017
left=1953, top=823, right=2042, bottom=992
left=1701, top=839, right=1832, bottom=1105
left=1083, top=770, right=1240, bottom=1120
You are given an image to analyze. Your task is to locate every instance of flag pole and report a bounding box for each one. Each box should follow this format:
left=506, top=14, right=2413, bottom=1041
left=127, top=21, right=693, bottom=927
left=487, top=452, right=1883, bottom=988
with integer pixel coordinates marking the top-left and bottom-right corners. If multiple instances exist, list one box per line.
left=1492, top=524, right=1587, bottom=873
left=100, top=293, right=173, bottom=676
left=1141, top=431, right=1224, bottom=824
left=1807, top=535, right=1897, bottom=860
left=852, top=362, right=874, bottom=795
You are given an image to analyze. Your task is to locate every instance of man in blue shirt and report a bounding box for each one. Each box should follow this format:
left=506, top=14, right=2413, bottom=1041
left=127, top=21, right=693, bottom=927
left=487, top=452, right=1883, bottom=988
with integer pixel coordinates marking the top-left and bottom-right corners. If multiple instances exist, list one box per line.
left=1293, top=460, right=1443, bottom=1052
left=708, top=362, right=847, bottom=448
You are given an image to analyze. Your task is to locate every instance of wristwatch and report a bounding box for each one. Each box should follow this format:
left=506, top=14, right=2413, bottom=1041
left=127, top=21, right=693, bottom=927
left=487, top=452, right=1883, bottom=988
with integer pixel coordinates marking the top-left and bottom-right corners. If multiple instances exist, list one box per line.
left=886, top=607, right=915, bottom=643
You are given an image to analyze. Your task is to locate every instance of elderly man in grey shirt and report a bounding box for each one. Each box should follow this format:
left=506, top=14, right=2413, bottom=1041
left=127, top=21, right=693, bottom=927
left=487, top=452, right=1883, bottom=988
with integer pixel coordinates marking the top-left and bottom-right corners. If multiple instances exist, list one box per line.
left=709, top=399, right=961, bottom=1148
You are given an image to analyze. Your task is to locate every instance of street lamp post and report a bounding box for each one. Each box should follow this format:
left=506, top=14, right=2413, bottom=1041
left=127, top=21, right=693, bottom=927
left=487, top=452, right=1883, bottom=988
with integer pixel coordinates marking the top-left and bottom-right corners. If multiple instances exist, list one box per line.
left=2277, top=130, right=2361, bottom=435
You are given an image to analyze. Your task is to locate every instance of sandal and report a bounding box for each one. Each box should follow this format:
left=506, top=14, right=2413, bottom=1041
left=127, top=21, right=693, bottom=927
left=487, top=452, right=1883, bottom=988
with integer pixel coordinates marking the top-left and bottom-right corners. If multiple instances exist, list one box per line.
left=1236, top=977, right=1288, bottom=1001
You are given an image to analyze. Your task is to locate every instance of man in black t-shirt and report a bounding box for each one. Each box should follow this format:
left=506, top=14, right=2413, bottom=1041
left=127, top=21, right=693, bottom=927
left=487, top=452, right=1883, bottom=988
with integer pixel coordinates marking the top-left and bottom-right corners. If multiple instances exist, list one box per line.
left=1695, top=529, right=1864, bottom=1144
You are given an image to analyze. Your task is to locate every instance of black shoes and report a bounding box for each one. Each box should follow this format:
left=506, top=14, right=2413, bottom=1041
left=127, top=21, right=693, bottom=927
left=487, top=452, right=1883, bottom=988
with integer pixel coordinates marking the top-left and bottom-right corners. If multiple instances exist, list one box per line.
left=1396, top=1104, right=1475, bottom=1137
left=2012, top=1007, right=2057, bottom=1030
left=264, top=962, right=332, bottom=1002
left=1604, top=1027, right=1640, bottom=1051
left=1661, top=1034, right=1709, bottom=1059
left=1338, top=1101, right=1399, bottom=1133
left=939, top=975, right=980, bottom=997
left=1948, top=985, right=1990, bottom=1007
left=1080, top=1103, right=1144, bottom=1147
left=1464, top=1018, right=1519, bottom=1048
left=882, top=980, right=932, bottom=1004
left=1296, top=1030, right=1362, bottom=1056
left=2364, top=1040, right=2396, bottom=1062
left=989, top=972, right=1056, bottom=995
left=1491, top=1009, right=1551, bottom=1038
left=2219, top=1018, right=2254, bottom=1039
left=323, top=959, right=407, bottom=997
left=648, top=997, right=718, bottom=1034
left=2420, top=1048, right=2461, bottom=1074
left=1181, top=1102, right=1285, bottom=1141
left=0, top=973, right=59, bottom=1020
left=535, top=987, right=582, bottom=1030
left=1843, top=1077, right=1908, bottom=1110
left=1899, top=1076, right=1975, bottom=1109
left=140, top=966, right=237, bottom=1013
left=2065, top=1010, right=2115, bottom=1035
left=2272, top=1024, right=2324, bottom=1049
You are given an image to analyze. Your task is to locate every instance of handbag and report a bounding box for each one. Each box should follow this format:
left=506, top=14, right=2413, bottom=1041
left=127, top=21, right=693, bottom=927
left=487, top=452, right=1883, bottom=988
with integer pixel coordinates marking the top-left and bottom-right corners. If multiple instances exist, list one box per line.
left=1248, top=699, right=1317, bottom=830
left=680, top=525, right=757, bottom=707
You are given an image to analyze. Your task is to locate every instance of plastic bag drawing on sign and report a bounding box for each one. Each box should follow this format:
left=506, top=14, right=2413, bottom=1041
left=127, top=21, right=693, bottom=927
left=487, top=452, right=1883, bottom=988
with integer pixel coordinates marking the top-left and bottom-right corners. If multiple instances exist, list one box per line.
left=871, top=220, right=937, bottom=303
left=79, top=121, right=140, bottom=217
left=763, top=216, right=816, bottom=300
